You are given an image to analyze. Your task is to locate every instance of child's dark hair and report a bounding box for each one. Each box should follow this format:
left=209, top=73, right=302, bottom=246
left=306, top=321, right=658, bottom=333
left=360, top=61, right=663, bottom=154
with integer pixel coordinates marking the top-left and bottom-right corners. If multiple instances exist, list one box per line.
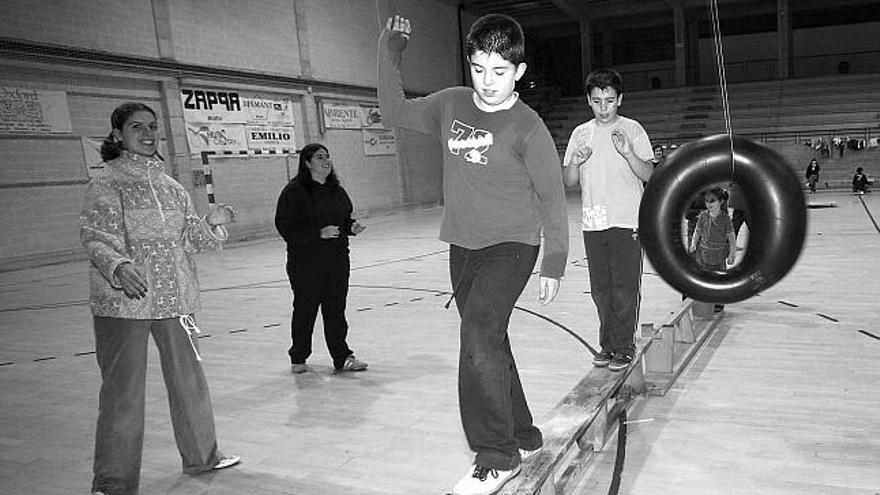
left=294, top=143, right=340, bottom=190
left=100, top=102, right=158, bottom=162
left=702, top=187, right=729, bottom=210
left=466, top=14, right=525, bottom=65
left=856, top=167, right=863, bottom=173
left=585, top=68, right=624, bottom=97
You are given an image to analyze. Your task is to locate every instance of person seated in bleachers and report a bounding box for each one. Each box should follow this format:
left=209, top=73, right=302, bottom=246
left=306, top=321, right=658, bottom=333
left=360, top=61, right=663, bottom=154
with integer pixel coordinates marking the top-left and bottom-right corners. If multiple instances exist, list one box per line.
left=852, top=167, right=870, bottom=195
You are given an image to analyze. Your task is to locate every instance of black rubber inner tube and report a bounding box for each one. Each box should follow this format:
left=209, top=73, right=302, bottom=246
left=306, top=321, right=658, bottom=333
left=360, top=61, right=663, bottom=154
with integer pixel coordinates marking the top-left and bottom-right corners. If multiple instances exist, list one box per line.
left=639, top=134, right=807, bottom=303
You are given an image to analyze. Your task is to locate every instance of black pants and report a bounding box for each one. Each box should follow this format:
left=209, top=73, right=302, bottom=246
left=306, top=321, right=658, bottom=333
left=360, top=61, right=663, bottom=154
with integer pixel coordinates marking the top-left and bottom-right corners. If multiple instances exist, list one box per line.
left=583, top=228, right=643, bottom=356
left=450, top=242, right=543, bottom=470
left=286, top=249, right=353, bottom=369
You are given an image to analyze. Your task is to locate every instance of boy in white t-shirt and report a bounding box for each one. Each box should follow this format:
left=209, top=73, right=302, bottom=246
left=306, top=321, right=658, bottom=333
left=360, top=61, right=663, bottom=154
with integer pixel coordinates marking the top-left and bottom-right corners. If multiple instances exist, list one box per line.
left=562, top=68, right=654, bottom=372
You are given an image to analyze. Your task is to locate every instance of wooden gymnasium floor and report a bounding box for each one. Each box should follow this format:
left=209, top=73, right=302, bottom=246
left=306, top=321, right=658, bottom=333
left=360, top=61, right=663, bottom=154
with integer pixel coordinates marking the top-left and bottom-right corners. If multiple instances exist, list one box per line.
left=1, top=191, right=878, bottom=495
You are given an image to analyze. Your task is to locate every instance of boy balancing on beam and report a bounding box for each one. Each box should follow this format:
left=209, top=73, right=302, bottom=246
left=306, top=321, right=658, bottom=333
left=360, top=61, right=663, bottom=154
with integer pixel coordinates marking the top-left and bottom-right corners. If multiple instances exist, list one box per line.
left=378, top=13, right=569, bottom=495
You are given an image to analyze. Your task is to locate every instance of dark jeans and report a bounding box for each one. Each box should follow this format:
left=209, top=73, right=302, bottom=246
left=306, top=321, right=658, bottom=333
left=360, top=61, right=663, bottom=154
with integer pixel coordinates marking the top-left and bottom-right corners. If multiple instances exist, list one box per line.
left=92, top=317, right=220, bottom=495
left=287, top=248, right=353, bottom=369
left=583, top=228, right=643, bottom=356
left=696, top=258, right=726, bottom=309
left=449, top=242, right=542, bottom=470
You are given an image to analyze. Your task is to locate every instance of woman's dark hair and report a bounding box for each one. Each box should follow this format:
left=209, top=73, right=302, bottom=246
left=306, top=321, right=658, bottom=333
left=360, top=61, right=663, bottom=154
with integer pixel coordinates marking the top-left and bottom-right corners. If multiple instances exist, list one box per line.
left=100, top=102, right=158, bottom=162
left=294, top=143, right=339, bottom=190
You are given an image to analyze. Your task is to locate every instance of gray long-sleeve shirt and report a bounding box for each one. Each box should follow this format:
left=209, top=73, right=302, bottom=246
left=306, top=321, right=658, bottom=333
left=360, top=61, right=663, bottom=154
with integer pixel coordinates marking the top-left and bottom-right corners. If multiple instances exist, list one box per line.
left=377, top=29, right=569, bottom=278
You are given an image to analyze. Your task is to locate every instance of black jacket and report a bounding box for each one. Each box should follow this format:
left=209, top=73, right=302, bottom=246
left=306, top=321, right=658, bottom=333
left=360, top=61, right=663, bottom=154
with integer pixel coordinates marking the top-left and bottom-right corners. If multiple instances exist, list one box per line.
left=275, top=180, right=356, bottom=254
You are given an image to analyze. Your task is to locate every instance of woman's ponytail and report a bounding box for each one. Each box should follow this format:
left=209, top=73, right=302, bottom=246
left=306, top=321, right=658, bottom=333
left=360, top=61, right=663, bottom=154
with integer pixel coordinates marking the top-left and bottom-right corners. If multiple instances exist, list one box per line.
left=100, top=131, right=124, bottom=162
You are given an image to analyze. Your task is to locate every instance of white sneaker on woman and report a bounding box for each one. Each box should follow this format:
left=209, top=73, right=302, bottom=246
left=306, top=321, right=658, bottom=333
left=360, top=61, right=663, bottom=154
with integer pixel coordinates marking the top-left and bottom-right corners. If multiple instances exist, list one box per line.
left=213, top=453, right=241, bottom=470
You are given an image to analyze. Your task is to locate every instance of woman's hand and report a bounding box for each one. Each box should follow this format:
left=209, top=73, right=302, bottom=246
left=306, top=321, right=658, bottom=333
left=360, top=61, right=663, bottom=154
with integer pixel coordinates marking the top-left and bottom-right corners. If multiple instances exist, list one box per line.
left=206, top=203, right=235, bottom=226
left=115, top=262, right=148, bottom=299
left=320, top=225, right=341, bottom=239
left=351, top=221, right=366, bottom=235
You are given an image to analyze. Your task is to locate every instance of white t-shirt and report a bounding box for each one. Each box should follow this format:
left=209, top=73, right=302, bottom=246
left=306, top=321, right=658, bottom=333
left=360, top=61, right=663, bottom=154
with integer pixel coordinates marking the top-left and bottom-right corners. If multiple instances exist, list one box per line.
left=563, top=116, right=653, bottom=231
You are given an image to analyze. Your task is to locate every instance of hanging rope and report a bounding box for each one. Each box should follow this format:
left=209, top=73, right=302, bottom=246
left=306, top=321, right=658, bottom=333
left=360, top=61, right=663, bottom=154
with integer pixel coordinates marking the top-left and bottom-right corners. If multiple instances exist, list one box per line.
left=708, top=0, right=736, bottom=178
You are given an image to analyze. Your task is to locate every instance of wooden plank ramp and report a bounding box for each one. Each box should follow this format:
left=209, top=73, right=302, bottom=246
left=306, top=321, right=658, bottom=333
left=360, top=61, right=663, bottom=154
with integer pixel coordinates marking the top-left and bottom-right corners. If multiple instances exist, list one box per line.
left=500, top=298, right=721, bottom=495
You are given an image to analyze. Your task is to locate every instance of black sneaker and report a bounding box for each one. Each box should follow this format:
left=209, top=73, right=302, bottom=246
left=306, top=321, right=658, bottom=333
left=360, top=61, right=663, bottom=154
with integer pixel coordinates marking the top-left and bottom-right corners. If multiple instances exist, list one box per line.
left=608, top=353, right=633, bottom=372
left=592, top=350, right=614, bottom=367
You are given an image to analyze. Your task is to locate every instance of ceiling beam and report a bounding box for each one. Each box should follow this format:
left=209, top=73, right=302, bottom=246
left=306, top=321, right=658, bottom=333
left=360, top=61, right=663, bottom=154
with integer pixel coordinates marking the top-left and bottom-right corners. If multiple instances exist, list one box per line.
left=548, top=0, right=585, bottom=19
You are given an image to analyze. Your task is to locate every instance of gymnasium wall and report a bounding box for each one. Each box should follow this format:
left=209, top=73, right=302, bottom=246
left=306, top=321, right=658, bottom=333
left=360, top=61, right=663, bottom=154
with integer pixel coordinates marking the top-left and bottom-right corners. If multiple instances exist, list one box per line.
left=0, top=0, right=462, bottom=269
left=0, top=0, right=159, bottom=58
left=0, top=66, right=166, bottom=264
left=168, top=0, right=301, bottom=75
left=697, top=21, right=880, bottom=83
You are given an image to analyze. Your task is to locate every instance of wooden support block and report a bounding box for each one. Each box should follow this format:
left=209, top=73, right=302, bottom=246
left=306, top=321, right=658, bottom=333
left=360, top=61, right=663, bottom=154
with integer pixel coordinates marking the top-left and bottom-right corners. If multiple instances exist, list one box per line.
left=643, top=324, right=674, bottom=373
left=675, top=307, right=696, bottom=343
left=625, top=358, right=646, bottom=394
left=692, top=300, right=714, bottom=319
left=588, top=403, right=608, bottom=452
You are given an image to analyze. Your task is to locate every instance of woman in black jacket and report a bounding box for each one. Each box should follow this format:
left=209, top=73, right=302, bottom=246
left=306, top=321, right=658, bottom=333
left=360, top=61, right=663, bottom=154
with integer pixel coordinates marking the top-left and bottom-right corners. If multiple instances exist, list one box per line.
left=275, top=143, right=367, bottom=373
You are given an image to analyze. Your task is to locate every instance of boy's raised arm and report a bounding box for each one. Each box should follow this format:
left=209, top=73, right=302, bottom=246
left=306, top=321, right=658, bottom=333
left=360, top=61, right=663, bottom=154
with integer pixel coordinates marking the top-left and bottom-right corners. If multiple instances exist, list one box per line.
left=377, top=15, right=438, bottom=134
left=523, top=123, right=569, bottom=281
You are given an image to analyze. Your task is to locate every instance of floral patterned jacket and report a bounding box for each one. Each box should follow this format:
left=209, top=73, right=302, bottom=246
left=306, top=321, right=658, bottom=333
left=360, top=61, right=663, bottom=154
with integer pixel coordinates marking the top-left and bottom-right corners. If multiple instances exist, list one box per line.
left=80, top=152, right=224, bottom=319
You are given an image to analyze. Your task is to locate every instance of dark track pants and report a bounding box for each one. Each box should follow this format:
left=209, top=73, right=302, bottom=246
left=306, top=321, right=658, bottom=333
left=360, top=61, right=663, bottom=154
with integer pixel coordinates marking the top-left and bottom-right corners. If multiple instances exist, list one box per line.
left=583, top=228, right=643, bottom=356
left=287, top=250, right=353, bottom=369
left=450, top=242, right=542, bottom=470
left=92, top=317, right=220, bottom=495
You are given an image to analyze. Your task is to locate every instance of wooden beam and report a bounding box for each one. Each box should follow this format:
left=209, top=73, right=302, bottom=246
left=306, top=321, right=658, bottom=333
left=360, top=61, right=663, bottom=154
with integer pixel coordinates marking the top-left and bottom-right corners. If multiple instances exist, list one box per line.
left=580, top=18, right=593, bottom=86
left=777, top=0, right=793, bottom=80
left=548, top=0, right=585, bottom=20
left=664, top=0, right=687, bottom=87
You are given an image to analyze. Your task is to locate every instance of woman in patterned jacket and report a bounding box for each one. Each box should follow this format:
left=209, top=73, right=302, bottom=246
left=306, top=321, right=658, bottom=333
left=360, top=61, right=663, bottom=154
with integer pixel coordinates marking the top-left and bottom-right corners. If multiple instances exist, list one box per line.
left=81, top=102, right=239, bottom=495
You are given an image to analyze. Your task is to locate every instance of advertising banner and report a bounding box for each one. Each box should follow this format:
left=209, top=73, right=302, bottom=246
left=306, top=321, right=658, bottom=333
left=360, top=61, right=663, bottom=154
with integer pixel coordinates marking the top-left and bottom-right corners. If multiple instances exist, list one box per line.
left=184, top=122, right=248, bottom=154
left=362, top=128, right=396, bottom=156
left=181, top=88, right=295, bottom=125
left=322, top=102, right=362, bottom=129
left=245, top=125, right=297, bottom=151
left=360, top=105, right=384, bottom=129
left=241, top=94, right=295, bottom=125
left=0, top=87, right=72, bottom=133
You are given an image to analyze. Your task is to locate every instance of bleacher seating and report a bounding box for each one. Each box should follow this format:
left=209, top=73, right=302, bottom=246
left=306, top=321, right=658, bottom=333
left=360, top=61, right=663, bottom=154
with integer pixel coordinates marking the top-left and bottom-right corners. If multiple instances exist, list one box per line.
left=543, top=73, right=880, bottom=152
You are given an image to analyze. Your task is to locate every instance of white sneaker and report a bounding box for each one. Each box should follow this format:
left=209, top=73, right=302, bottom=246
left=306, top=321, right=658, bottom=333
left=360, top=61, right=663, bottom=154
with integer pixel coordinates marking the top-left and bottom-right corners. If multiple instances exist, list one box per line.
left=213, top=453, right=241, bottom=469
left=519, top=446, right=541, bottom=461
left=452, top=464, right=521, bottom=495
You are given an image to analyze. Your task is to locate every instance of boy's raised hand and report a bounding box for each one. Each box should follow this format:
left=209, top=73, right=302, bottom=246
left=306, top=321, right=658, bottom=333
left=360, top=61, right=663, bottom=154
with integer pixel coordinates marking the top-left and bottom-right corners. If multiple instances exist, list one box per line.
left=386, top=15, right=412, bottom=38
